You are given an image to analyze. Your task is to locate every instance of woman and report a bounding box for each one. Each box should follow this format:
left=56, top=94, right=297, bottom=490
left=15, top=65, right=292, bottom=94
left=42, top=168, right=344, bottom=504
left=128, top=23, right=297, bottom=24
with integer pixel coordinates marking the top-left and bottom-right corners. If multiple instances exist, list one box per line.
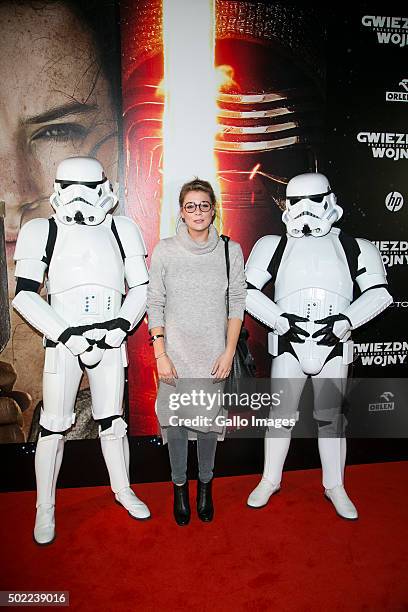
left=147, top=178, right=246, bottom=526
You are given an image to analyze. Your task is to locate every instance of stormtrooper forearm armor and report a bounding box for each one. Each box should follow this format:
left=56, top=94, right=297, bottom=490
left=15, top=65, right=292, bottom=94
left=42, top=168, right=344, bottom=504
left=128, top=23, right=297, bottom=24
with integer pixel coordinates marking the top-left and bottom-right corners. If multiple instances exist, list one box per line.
left=116, top=217, right=149, bottom=332
left=344, top=238, right=393, bottom=329
left=344, top=288, right=392, bottom=329
left=13, top=287, right=68, bottom=343
left=117, top=282, right=148, bottom=331
left=246, top=288, right=283, bottom=329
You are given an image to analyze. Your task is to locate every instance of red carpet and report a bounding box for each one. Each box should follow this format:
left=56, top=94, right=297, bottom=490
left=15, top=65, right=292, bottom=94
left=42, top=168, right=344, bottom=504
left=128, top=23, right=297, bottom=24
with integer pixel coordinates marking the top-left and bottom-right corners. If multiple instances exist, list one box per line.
left=1, top=462, right=407, bottom=611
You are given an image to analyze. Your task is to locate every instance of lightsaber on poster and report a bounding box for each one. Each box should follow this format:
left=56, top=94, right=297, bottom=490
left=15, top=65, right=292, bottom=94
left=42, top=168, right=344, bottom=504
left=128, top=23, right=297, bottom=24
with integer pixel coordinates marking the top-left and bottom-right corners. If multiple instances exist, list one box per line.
left=161, top=0, right=220, bottom=237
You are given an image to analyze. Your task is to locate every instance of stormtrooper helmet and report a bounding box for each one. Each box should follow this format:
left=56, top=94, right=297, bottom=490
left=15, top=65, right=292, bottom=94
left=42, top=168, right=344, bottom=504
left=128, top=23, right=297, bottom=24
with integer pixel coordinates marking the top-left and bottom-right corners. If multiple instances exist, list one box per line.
left=282, top=173, right=343, bottom=237
left=50, top=157, right=118, bottom=225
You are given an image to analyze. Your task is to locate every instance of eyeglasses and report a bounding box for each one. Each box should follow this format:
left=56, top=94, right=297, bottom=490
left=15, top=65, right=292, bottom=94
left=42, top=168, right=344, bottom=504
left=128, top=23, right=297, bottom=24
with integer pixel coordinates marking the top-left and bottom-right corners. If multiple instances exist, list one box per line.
left=183, top=201, right=212, bottom=213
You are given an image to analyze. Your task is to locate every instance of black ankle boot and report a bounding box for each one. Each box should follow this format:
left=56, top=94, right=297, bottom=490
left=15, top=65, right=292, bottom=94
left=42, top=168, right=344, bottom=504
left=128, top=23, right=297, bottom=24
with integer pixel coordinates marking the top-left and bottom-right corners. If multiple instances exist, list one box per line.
left=197, top=479, right=214, bottom=522
left=173, top=481, right=190, bottom=526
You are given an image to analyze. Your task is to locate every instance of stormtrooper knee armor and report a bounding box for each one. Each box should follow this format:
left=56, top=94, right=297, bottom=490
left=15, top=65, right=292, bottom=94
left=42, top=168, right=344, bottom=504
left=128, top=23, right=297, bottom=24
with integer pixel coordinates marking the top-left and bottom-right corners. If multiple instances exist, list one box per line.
left=245, top=172, right=392, bottom=519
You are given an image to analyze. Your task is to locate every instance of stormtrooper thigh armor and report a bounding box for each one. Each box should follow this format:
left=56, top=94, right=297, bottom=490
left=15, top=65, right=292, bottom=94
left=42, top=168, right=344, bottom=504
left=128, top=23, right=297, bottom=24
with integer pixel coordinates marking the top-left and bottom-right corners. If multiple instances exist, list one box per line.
left=38, top=342, right=128, bottom=488
left=260, top=353, right=347, bottom=490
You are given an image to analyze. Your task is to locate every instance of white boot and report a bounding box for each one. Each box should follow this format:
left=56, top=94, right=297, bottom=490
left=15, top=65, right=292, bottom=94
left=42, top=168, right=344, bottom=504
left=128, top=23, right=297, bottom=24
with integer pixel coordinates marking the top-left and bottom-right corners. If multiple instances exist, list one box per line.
left=319, top=437, right=343, bottom=491
left=99, top=417, right=150, bottom=520
left=247, top=478, right=280, bottom=508
left=115, top=487, right=151, bottom=520
left=123, top=432, right=130, bottom=480
left=34, top=433, right=64, bottom=545
left=324, top=485, right=358, bottom=520
left=340, top=437, right=347, bottom=483
left=319, top=437, right=358, bottom=519
left=34, top=504, right=57, bottom=545
left=247, top=437, right=290, bottom=508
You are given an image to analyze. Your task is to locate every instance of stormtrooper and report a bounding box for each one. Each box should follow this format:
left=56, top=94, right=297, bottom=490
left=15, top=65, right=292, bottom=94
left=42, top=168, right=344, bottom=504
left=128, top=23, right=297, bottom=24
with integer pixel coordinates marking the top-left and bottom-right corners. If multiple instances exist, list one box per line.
left=13, top=157, right=150, bottom=545
left=245, top=172, right=392, bottom=519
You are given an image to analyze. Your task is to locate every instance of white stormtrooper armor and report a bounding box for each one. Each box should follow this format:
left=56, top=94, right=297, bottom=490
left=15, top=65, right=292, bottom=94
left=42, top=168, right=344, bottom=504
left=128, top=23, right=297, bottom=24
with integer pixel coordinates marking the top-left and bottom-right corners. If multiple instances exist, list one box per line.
left=12, top=157, right=151, bottom=545
left=282, top=172, right=343, bottom=238
left=245, top=172, right=392, bottom=519
left=50, top=156, right=118, bottom=226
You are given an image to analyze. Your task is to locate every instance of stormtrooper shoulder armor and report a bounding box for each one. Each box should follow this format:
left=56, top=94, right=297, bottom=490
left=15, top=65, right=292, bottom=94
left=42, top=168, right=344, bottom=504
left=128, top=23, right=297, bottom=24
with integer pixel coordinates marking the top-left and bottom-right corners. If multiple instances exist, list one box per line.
left=113, top=216, right=147, bottom=258
left=113, top=216, right=149, bottom=288
left=14, top=218, right=50, bottom=283
left=355, top=238, right=388, bottom=292
left=246, top=235, right=282, bottom=290
left=14, top=218, right=49, bottom=261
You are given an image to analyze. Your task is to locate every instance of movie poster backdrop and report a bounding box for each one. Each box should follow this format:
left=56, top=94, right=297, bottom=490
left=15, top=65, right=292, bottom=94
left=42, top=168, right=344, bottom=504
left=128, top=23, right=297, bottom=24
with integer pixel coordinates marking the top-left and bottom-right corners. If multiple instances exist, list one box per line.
left=0, top=2, right=406, bottom=451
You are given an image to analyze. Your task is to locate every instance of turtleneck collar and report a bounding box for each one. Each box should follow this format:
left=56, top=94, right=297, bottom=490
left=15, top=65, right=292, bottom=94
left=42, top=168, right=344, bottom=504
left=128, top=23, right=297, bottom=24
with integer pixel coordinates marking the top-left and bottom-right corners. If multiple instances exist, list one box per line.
left=176, top=222, right=219, bottom=255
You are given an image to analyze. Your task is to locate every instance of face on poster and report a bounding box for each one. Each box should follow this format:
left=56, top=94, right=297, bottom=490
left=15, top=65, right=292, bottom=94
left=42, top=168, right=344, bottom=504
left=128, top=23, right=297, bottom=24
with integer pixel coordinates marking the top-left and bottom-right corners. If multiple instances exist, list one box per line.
left=120, top=0, right=326, bottom=435
left=0, top=0, right=119, bottom=441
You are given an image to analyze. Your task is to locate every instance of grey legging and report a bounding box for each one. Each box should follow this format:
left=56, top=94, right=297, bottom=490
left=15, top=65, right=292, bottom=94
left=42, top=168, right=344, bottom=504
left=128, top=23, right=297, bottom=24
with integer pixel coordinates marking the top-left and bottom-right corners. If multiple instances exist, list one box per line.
left=166, top=426, right=218, bottom=485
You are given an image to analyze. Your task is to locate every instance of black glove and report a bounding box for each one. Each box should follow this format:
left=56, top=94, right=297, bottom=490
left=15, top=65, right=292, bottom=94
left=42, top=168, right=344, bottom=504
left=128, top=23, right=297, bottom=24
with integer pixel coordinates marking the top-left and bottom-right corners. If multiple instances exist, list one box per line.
left=312, top=314, right=352, bottom=346
left=279, top=313, right=310, bottom=343
left=59, top=318, right=130, bottom=350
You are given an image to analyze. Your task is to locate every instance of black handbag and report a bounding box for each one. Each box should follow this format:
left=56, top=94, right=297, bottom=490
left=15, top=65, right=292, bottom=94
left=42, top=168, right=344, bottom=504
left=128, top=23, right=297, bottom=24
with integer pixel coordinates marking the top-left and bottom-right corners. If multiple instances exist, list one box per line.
left=220, top=235, right=256, bottom=407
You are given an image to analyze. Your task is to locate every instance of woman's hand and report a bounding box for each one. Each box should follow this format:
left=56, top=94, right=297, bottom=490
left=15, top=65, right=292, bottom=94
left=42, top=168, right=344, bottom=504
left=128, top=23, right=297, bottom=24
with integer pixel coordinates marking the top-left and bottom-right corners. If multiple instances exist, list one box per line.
left=211, top=349, right=234, bottom=382
left=157, top=354, right=178, bottom=386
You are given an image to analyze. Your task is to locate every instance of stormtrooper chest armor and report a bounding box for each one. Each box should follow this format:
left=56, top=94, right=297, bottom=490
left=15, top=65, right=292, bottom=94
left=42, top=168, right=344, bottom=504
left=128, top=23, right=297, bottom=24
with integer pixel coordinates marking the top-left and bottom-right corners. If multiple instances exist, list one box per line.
left=46, top=217, right=125, bottom=295
left=274, top=230, right=354, bottom=320
left=44, top=217, right=126, bottom=325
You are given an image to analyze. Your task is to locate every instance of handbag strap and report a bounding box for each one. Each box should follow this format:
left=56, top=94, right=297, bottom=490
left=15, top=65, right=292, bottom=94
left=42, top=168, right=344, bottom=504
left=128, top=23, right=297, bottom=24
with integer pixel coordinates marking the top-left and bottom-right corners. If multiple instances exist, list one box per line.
left=220, top=234, right=230, bottom=317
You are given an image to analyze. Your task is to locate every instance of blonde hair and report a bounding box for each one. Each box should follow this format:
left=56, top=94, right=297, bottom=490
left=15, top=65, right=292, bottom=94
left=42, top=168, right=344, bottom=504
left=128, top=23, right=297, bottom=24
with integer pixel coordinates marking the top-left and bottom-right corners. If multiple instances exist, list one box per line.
left=178, top=178, right=216, bottom=207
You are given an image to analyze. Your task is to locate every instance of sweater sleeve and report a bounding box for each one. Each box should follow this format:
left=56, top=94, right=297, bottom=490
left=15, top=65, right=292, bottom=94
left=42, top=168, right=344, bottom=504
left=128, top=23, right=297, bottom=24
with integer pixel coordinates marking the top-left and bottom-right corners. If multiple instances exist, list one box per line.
left=227, top=243, right=247, bottom=321
left=146, top=243, right=166, bottom=329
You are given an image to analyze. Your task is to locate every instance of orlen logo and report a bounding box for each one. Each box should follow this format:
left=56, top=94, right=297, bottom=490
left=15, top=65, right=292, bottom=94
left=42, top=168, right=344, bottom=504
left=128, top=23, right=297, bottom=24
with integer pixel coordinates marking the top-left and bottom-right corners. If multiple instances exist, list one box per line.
left=385, top=191, right=404, bottom=212
left=357, top=132, right=408, bottom=161
left=369, top=391, right=395, bottom=412
left=386, top=79, right=408, bottom=103
left=362, top=15, right=408, bottom=47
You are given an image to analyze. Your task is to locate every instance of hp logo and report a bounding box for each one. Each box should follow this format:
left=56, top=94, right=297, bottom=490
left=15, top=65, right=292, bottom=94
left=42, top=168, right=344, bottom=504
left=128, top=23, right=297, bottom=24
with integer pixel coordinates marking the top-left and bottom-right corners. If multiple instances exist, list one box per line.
left=385, top=192, right=404, bottom=212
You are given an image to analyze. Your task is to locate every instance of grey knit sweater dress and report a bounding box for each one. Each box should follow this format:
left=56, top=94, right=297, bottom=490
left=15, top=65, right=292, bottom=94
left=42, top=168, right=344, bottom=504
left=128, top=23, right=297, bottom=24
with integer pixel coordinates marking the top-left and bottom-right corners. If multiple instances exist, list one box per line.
left=147, top=222, right=247, bottom=437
